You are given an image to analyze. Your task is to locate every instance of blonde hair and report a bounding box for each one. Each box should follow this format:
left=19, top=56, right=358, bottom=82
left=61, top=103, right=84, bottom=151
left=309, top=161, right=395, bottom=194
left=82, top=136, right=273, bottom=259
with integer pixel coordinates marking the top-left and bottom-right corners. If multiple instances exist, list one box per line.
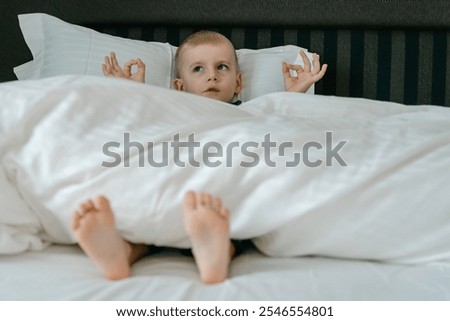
left=175, top=30, right=239, bottom=77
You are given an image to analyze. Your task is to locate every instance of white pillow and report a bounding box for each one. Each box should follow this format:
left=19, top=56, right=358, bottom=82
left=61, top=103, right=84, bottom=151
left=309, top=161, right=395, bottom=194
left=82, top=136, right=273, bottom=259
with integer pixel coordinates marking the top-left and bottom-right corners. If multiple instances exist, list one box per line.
left=236, top=46, right=315, bottom=101
left=14, top=13, right=173, bottom=88
left=15, top=13, right=314, bottom=101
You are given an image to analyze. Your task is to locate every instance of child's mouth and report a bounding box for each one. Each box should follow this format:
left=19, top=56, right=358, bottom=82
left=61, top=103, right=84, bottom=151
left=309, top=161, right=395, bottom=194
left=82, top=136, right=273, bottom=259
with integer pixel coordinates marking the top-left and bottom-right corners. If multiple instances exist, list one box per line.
left=204, top=87, right=220, bottom=93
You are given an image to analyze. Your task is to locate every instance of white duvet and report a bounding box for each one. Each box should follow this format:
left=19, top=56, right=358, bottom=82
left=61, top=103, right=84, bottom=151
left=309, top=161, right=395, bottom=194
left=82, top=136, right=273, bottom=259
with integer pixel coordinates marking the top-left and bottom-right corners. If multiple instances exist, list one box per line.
left=1, top=75, right=450, bottom=264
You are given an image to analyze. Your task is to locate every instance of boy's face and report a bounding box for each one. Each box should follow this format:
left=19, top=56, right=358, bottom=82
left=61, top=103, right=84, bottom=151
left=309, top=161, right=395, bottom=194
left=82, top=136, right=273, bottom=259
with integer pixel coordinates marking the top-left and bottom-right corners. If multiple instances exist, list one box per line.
left=174, top=42, right=242, bottom=103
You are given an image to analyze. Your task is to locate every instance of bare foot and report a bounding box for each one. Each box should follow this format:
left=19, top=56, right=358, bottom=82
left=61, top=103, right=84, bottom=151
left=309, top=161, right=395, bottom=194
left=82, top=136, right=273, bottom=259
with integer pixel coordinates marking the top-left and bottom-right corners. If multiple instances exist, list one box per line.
left=71, top=195, right=134, bottom=280
left=183, top=191, right=234, bottom=284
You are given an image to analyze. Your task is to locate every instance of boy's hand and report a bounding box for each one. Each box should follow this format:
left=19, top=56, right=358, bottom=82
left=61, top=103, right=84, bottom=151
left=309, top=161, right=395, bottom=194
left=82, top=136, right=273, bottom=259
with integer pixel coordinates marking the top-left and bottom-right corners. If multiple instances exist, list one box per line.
left=282, top=50, right=327, bottom=93
left=102, top=52, right=146, bottom=83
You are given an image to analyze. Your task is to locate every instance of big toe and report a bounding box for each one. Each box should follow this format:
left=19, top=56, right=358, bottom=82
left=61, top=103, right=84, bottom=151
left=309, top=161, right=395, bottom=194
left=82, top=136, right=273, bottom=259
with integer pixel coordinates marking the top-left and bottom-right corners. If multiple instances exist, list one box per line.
left=71, top=211, right=82, bottom=230
left=95, top=195, right=111, bottom=212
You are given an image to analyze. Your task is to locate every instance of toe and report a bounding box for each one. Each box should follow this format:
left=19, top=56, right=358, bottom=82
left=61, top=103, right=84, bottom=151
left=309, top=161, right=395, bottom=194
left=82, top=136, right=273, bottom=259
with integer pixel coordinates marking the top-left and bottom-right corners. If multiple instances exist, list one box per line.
left=183, top=191, right=196, bottom=211
left=219, top=207, right=229, bottom=219
left=80, top=201, right=91, bottom=213
left=96, top=195, right=111, bottom=212
left=86, top=199, right=95, bottom=211
left=201, top=193, right=212, bottom=207
left=212, top=197, right=222, bottom=212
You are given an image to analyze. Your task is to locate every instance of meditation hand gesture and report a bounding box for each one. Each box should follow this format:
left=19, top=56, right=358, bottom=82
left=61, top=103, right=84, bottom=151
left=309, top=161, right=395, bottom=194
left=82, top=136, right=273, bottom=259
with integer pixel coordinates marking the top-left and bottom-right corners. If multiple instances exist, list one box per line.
left=282, top=50, right=327, bottom=93
left=102, top=52, right=146, bottom=83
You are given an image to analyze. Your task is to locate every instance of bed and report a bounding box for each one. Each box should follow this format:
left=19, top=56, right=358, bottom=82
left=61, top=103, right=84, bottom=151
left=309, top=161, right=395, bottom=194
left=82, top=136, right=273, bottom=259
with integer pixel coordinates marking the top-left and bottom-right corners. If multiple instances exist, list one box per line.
left=1, top=0, right=450, bottom=301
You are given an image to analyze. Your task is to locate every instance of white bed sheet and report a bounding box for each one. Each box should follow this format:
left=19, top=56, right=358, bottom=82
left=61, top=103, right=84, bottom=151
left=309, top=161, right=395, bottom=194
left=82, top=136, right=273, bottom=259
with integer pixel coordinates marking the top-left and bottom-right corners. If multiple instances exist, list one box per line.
left=1, top=244, right=449, bottom=300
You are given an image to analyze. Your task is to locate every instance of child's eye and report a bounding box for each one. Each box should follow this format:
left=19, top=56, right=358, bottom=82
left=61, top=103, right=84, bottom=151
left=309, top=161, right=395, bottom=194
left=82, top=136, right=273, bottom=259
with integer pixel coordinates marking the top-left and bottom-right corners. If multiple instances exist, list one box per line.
left=218, top=64, right=228, bottom=71
left=193, top=66, right=203, bottom=72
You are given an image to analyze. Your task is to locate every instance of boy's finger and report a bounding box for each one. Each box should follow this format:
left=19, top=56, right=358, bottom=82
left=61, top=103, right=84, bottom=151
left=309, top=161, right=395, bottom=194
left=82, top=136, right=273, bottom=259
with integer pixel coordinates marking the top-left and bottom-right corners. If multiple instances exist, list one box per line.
left=313, top=64, right=328, bottom=81
left=319, top=64, right=328, bottom=77
left=300, top=51, right=311, bottom=72
left=123, top=60, right=137, bottom=76
left=110, top=52, right=121, bottom=71
left=281, top=62, right=292, bottom=81
left=287, top=63, right=304, bottom=73
left=312, top=53, right=321, bottom=74
left=102, top=55, right=114, bottom=74
left=136, top=58, right=146, bottom=69
left=104, top=56, right=114, bottom=72
left=101, top=64, right=109, bottom=76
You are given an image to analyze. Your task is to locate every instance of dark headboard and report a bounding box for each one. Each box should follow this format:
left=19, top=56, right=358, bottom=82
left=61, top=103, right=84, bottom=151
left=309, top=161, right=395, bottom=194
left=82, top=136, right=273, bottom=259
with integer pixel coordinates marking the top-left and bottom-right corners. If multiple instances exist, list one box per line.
left=1, top=0, right=449, bottom=106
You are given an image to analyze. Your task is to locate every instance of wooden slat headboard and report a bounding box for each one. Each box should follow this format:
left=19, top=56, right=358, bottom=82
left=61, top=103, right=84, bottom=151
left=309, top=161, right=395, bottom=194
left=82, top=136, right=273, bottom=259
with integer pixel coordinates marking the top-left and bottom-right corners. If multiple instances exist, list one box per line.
left=1, top=0, right=449, bottom=106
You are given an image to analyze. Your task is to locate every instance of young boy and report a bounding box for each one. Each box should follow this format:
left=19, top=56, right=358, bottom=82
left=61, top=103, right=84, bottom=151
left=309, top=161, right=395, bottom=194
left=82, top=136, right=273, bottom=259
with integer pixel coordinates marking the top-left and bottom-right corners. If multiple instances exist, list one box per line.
left=72, top=31, right=327, bottom=284
left=102, top=30, right=327, bottom=103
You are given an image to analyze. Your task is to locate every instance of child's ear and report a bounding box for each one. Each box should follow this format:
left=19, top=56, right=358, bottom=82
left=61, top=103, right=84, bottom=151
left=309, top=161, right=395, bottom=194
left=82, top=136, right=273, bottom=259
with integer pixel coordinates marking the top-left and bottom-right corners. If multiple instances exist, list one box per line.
left=234, top=72, right=242, bottom=94
left=173, top=78, right=184, bottom=91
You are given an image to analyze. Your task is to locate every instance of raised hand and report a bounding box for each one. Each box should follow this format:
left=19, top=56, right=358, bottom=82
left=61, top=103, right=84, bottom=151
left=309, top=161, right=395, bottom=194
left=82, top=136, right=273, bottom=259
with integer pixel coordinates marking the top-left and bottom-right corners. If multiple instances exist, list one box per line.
left=282, top=50, right=327, bottom=93
left=102, top=52, right=146, bottom=83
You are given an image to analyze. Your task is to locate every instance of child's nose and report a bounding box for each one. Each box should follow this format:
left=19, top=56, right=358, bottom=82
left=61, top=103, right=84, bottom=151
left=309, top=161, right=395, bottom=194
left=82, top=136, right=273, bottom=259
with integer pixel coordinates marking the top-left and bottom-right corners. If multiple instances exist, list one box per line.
left=207, top=70, right=219, bottom=81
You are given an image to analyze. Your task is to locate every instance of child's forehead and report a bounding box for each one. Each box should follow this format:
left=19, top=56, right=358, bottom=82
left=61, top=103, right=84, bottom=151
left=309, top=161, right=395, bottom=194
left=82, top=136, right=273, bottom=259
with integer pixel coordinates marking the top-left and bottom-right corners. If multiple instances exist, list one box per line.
left=184, top=42, right=233, bottom=54
left=180, top=42, right=236, bottom=63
